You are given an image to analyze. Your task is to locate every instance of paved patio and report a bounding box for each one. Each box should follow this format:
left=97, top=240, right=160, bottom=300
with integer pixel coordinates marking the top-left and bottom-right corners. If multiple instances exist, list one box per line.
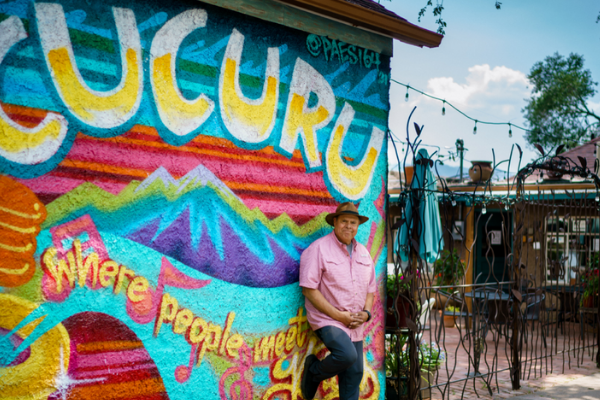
left=417, top=311, right=599, bottom=400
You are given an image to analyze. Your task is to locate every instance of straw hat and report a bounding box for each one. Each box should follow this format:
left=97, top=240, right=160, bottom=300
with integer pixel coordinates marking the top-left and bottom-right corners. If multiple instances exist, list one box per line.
left=325, top=202, right=369, bottom=226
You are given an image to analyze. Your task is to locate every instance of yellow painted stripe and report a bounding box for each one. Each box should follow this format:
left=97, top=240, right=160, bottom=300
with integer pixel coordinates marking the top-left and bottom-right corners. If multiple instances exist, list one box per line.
left=0, top=221, right=37, bottom=234
left=0, top=263, right=30, bottom=275
left=0, top=242, right=33, bottom=252
left=0, top=205, right=41, bottom=220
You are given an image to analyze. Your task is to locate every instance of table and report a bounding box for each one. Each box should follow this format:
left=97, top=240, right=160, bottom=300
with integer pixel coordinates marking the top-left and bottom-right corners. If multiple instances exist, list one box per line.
left=546, top=286, right=582, bottom=334
left=464, top=290, right=512, bottom=375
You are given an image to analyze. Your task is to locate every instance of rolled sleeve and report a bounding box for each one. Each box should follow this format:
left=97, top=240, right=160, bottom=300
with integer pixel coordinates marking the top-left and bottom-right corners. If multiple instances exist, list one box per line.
left=299, top=243, right=322, bottom=289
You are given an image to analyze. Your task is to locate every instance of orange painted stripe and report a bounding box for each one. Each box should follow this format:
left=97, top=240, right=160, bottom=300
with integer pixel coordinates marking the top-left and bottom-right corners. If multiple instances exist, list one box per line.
left=101, top=135, right=307, bottom=169
left=59, top=159, right=151, bottom=179
left=223, top=180, right=333, bottom=198
left=59, top=158, right=331, bottom=198
left=67, top=377, right=165, bottom=400
left=127, top=124, right=305, bottom=161
left=77, top=340, right=144, bottom=353
left=1, top=104, right=307, bottom=162
left=1, top=102, right=49, bottom=119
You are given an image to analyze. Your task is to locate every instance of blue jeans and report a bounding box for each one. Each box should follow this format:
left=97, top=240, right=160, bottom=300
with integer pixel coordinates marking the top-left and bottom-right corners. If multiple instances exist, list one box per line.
left=308, top=326, right=364, bottom=400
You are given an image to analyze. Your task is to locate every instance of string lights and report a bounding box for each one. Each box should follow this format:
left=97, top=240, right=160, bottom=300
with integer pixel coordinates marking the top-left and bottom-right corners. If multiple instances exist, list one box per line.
left=392, top=79, right=529, bottom=137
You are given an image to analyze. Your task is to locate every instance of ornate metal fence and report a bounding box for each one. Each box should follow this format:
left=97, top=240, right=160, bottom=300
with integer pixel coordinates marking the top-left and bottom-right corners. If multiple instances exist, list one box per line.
left=386, top=110, right=600, bottom=400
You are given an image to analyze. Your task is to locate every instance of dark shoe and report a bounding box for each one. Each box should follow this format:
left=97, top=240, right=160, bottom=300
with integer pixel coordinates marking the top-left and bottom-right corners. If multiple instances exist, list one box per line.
left=301, top=354, right=319, bottom=400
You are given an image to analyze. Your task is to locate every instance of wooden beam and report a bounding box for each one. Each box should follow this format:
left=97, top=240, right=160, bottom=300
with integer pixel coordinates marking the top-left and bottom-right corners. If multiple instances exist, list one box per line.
left=275, top=0, right=443, bottom=48
left=195, top=0, right=394, bottom=55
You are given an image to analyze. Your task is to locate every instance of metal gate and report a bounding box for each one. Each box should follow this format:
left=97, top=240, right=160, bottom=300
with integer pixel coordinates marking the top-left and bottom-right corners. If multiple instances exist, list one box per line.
left=386, top=115, right=600, bottom=400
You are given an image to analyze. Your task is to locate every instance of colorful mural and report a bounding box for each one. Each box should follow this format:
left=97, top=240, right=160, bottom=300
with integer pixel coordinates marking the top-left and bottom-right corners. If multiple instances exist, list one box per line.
left=0, top=0, right=390, bottom=399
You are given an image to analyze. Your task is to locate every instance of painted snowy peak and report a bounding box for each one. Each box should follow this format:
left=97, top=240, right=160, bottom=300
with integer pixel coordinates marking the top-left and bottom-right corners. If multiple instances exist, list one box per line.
left=44, top=164, right=330, bottom=288
left=134, top=165, right=239, bottom=200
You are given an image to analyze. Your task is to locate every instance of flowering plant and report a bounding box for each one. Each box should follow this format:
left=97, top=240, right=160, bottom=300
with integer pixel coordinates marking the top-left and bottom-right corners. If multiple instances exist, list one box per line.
left=385, top=337, right=446, bottom=377
left=581, top=254, right=599, bottom=306
left=433, top=249, right=465, bottom=289
left=387, top=269, right=421, bottom=296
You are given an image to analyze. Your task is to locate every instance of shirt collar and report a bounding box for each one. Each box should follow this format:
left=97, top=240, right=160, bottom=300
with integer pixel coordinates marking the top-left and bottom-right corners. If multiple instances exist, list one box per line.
left=330, top=231, right=356, bottom=249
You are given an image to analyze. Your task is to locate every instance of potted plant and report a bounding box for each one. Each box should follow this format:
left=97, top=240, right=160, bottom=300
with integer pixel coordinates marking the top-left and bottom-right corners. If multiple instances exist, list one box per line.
left=386, top=271, right=419, bottom=329
left=385, top=334, right=409, bottom=400
left=581, top=255, right=599, bottom=308
left=432, top=249, right=465, bottom=308
left=418, top=342, right=446, bottom=399
left=443, top=305, right=460, bottom=328
left=385, top=338, right=446, bottom=400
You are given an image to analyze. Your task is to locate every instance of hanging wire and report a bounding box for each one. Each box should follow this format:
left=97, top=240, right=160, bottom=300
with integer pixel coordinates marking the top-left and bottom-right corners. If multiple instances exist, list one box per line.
left=391, top=79, right=529, bottom=134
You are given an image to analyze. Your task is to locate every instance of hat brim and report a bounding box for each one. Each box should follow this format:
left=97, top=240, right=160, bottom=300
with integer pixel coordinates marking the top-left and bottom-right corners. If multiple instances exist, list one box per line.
left=325, top=211, right=369, bottom=226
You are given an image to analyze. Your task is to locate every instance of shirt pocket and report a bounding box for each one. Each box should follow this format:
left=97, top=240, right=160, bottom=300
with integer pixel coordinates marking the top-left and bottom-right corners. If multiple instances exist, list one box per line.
left=322, top=257, right=348, bottom=291
left=355, top=256, right=373, bottom=288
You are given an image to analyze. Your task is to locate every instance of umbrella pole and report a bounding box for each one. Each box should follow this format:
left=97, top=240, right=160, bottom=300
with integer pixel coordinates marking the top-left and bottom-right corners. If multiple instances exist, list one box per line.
left=408, top=194, right=421, bottom=400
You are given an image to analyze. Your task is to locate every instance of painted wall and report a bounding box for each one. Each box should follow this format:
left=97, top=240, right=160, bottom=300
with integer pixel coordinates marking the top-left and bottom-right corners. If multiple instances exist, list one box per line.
left=0, top=1, right=390, bottom=399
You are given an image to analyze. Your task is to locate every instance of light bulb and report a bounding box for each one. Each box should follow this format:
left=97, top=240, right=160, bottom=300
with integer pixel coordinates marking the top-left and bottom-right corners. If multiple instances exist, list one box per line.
left=473, top=121, right=478, bottom=135
left=596, top=195, right=599, bottom=202
left=442, top=106, right=446, bottom=116
left=482, top=206, right=487, bottom=214
left=452, top=200, right=456, bottom=206
left=508, top=123, right=512, bottom=138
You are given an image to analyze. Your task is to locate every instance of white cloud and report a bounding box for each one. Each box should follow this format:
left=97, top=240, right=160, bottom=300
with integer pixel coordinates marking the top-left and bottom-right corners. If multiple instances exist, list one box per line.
left=425, top=64, right=529, bottom=117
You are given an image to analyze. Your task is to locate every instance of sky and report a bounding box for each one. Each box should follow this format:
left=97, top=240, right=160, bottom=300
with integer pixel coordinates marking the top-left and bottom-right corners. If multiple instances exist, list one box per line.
left=381, top=0, right=600, bottom=174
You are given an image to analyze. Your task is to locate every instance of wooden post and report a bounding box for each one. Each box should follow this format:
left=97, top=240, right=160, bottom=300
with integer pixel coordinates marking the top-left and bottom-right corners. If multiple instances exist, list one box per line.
left=464, top=205, right=475, bottom=328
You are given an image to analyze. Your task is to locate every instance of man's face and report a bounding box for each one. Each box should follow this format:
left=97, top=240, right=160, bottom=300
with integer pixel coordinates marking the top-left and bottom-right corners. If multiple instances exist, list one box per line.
left=333, top=214, right=360, bottom=245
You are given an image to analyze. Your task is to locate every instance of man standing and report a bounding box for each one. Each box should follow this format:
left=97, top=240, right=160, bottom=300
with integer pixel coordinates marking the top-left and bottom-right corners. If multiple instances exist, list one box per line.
left=299, top=202, right=375, bottom=400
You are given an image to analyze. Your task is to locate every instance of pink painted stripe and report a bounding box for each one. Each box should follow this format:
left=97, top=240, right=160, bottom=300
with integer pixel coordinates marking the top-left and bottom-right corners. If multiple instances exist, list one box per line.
left=65, top=140, right=330, bottom=191
left=75, top=361, right=155, bottom=378
left=17, top=176, right=128, bottom=196
left=242, top=199, right=336, bottom=216
left=75, top=349, right=151, bottom=368
left=17, top=176, right=87, bottom=194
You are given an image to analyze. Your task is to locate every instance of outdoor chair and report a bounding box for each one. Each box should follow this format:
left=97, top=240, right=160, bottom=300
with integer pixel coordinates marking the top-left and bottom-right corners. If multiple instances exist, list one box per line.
left=436, top=289, right=473, bottom=328
left=522, top=292, right=547, bottom=348
left=485, top=298, right=513, bottom=341
left=418, top=298, right=436, bottom=331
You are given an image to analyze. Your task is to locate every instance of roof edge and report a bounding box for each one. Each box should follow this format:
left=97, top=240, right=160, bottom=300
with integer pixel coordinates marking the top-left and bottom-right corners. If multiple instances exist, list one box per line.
left=275, top=0, right=443, bottom=48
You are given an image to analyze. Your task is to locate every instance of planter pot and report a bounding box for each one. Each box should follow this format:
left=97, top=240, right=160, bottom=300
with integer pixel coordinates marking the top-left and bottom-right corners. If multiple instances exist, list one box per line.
left=443, top=314, right=456, bottom=328
left=582, top=294, right=599, bottom=308
left=386, top=377, right=408, bottom=400
left=433, top=291, right=459, bottom=310
left=544, top=157, right=568, bottom=181
left=468, top=161, right=493, bottom=183
left=420, top=370, right=436, bottom=399
left=386, top=296, right=410, bottom=329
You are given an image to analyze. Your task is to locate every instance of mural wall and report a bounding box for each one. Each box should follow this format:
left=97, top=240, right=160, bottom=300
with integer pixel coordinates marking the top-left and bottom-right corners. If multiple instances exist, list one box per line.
left=0, top=0, right=390, bottom=399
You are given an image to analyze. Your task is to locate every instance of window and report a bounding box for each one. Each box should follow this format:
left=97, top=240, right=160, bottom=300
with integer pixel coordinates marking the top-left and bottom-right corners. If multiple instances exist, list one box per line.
left=545, top=216, right=600, bottom=284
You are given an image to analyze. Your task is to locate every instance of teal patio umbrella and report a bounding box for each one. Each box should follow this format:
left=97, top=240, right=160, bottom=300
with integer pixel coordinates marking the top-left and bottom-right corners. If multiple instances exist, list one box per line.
left=395, top=149, right=444, bottom=264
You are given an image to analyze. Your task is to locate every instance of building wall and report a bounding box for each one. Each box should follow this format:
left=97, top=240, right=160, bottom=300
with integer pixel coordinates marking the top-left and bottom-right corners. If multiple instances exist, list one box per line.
left=0, top=0, right=390, bottom=399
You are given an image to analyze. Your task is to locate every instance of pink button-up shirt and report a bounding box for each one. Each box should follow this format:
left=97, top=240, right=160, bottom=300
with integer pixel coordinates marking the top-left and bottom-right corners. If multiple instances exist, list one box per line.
left=299, top=231, right=376, bottom=342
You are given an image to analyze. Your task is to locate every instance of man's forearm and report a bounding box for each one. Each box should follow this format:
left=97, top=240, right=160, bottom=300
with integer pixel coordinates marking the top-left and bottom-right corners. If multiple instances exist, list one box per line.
left=302, top=287, right=342, bottom=322
left=363, top=293, right=374, bottom=313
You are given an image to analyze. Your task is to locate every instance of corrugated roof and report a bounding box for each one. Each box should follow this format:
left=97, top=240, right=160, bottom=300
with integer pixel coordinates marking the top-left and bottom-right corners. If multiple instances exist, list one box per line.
left=341, top=0, right=407, bottom=22
left=559, top=136, right=600, bottom=171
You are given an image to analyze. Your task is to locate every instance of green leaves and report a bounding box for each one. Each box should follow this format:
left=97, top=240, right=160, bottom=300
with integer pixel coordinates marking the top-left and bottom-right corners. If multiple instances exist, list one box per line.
left=523, top=53, right=600, bottom=150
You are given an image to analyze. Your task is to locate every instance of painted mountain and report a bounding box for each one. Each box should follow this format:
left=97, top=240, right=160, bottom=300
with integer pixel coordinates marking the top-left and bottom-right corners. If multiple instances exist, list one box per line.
left=43, top=164, right=332, bottom=288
